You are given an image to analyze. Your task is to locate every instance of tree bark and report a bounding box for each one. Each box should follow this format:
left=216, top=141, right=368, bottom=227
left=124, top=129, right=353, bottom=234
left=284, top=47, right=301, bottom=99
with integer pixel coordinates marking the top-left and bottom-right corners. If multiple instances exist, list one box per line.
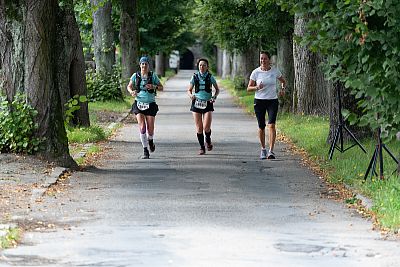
left=120, top=0, right=138, bottom=93
left=222, top=49, right=231, bottom=79
left=277, top=33, right=294, bottom=113
left=91, top=0, right=115, bottom=74
left=0, top=1, right=25, bottom=101
left=293, top=13, right=329, bottom=115
left=24, top=0, right=76, bottom=167
left=0, top=0, right=77, bottom=168
left=216, top=47, right=223, bottom=76
left=57, top=0, right=90, bottom=127
left=155, top=53, right=165, bottom=77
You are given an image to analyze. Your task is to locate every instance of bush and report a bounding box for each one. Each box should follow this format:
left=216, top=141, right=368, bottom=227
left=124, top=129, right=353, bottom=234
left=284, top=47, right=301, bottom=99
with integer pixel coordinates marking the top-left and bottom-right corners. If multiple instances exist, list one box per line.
left=0, top=93, right=41, bottom=154
left=86, top=65, right=123, bottom=102
left=233, top=76, right=246, bottom=91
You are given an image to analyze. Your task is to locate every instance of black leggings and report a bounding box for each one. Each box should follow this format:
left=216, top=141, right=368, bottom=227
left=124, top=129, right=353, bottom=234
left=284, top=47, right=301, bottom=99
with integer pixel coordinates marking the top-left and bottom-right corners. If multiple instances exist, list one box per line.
left=254, top=98, right=279, bottom=129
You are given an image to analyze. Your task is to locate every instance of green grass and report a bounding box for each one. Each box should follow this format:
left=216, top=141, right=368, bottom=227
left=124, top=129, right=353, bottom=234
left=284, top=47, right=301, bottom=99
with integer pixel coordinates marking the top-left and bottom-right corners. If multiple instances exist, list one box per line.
left=0, top=227, right=20, bottom=249
left=89, top=97, right=132, bottom=113
left=67, top=124, right=108, bottom=143
left=222, top=78, right=400, bottom=231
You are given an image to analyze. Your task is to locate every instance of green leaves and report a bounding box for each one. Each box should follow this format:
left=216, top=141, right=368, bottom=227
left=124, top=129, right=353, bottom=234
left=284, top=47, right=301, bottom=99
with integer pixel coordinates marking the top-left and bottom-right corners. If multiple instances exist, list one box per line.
left=286, top=0, right=400, bottom=141
left=0, top=93, right=42, bottom=154
left=193, top=0, right=292, bottom=53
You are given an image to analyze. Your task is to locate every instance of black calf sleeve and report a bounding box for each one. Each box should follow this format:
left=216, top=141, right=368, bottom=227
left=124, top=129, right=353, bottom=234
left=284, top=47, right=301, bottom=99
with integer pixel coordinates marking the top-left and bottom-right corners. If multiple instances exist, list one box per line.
left=205, top=130, right=211, bottom=144
left=197, top=133, right=205, bottom=147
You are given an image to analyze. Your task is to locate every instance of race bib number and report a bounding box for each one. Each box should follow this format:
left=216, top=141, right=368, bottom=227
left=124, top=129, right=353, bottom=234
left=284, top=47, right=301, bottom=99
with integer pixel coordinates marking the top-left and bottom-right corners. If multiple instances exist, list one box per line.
left=137, top=101, right=150, bottom=111
left=194, top=99, right=207, bottom=109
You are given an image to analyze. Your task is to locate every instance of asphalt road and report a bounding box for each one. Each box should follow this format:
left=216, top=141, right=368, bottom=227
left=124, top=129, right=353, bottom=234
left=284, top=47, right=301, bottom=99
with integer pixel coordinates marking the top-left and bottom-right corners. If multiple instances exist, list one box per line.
left=1, top=70, right=400, bottom=267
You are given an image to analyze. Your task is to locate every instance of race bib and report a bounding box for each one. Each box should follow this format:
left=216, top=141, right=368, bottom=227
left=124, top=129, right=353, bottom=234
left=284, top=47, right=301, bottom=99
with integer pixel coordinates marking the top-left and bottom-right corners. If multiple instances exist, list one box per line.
left=194, top=99, right=207, bottom=109
left=137, top=101, right=150, bottom=111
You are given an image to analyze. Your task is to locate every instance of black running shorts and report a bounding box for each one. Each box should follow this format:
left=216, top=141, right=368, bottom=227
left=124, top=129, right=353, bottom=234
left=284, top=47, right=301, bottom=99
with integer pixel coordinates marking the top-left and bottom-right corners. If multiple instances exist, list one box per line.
left=190, top=99, right=214, bottom=114
left=254, top=98, right=279, bottom=129
left=131, top=101, right=159, bottom=116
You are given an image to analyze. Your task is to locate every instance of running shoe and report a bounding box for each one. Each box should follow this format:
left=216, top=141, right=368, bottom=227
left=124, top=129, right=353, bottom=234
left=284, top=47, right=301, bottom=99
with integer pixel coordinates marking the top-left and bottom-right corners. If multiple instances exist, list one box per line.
left=149, top=139, right=155, bottom=152
left=267, top=151, right=276, bottom=159
left=206, top=142, right=213, bottom=151
left=260, top=149, right=267, bottom=160
left=142, top=147, right=150, bottom=159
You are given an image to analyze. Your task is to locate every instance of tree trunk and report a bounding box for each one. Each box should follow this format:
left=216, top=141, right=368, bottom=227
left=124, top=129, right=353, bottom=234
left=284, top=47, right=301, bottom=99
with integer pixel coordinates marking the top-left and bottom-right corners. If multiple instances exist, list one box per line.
left=24, top=0, right=76, bottom=167
left=57, top=0, right=90, bottom=127
left=293, top=13, right=329, bottom=115
left=155, top=53, right=165, bottom=77
left=222, top=49, right=231, bottom=79
left=120, top=0, right=138, bottom=93
left=91, top=0, right=115, bottom=74
left=0, top=2, right=25, bottom=101
left=0, top=0, right=77, bottom=168
left=277, top=33, right=294, bottom=113
left=216, top=47, right=223, bottom=76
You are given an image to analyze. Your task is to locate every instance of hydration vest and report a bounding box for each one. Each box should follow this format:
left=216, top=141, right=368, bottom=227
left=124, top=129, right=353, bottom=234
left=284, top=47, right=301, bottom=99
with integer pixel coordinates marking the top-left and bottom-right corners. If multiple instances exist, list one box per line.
left=135, top=71, right=155, bottom=94
left=193, top=72, right=212, bottom=93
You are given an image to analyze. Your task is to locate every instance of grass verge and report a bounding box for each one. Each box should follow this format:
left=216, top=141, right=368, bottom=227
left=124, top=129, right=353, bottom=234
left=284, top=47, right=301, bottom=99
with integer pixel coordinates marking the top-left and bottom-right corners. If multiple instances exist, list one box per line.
left=0, top=226, right=20, bottom=249
left=221, top=78, right=400, bottom=232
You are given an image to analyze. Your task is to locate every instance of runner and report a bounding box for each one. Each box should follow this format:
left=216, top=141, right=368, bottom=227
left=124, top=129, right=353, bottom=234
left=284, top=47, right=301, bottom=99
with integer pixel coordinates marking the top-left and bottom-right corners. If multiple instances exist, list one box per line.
left=247, top=51, right=286, bottom=160
left=187, top=58, right=220, bottom=155
left=127, top=56, right=164, bottom=159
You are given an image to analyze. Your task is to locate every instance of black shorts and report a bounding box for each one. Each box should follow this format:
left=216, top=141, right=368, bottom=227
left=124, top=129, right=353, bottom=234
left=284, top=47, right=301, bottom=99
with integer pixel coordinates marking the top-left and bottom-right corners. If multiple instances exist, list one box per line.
left=131, top=101, right=159, bottom=116
left=190, top=99, right=214, bottom=114
left=254, top=98, right=279, bottom=129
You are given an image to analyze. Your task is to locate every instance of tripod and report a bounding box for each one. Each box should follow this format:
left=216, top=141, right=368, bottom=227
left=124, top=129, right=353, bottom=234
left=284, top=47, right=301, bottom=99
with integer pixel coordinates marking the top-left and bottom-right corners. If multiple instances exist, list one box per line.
left=328, top=85, right=367, bottom=160
left=364, top=127, right=399, bottom=180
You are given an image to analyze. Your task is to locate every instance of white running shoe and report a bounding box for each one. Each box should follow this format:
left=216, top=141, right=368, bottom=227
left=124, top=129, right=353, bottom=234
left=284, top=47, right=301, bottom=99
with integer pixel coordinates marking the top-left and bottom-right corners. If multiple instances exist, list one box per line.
left=260, top=149, right=267, bottom=160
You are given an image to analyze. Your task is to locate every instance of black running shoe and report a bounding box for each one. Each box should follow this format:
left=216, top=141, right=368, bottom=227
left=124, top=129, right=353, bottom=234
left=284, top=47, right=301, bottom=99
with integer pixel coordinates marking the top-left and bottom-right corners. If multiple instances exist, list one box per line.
left=267, top=151, right=275, bottom=159
left=149, top=139, right=155, bottom=152
left=142, top=147, right=150, bottom=159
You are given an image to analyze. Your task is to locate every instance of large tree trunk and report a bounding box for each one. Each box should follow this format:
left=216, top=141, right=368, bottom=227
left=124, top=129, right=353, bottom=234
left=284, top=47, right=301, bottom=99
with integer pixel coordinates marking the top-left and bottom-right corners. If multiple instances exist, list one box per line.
left=0, top=1, right=25, bottom=101
left=120, top=0, right=138, bottom=93
left=231, top=47, right=258, bottom=85
left=0, top=0, right=77, bottom=168
left=91, top=0, right=115, bottom=74
left=277, top=32, right=294, bottom=113
left=57, top=0, right=89, bottom=127
left=293, top=13, right=329, bottom=115
left=25, top=0, right=76, bottom=167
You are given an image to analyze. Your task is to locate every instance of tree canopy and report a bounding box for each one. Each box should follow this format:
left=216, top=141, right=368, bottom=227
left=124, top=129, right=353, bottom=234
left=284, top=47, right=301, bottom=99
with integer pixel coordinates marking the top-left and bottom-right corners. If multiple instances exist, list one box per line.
left=272, top=0, right=400, bottom=140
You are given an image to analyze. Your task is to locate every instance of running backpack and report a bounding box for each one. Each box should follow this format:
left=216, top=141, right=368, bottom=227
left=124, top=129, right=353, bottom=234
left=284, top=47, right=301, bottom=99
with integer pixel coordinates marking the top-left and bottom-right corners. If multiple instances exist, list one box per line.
left=135, top=71, right=155, bottom=94
left=193, top=72, right=212, bottom=93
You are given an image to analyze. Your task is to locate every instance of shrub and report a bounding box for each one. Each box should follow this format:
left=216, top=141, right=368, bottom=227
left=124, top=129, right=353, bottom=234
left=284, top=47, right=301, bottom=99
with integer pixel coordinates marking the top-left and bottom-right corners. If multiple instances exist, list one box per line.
left=0, top=93, right=42, bottom=154
left=233, top=76, right=246, bottom=91
left=86, top=65, right=124, bottom=102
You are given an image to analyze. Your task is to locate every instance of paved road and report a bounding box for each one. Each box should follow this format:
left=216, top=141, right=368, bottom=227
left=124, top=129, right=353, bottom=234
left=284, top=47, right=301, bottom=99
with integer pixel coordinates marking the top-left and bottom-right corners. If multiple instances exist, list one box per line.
left=1, top=70, right=400, bottom=267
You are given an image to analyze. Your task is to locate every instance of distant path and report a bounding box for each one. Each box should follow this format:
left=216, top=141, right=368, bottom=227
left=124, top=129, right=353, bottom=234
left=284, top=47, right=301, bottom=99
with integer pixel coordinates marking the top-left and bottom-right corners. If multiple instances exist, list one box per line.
left=1, top=70, right=399, bottom=267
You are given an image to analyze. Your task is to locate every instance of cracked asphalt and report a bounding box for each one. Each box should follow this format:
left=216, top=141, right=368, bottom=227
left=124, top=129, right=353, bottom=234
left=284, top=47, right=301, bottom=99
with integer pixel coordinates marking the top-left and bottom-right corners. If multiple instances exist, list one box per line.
left=1, top=70, right=400, bottom=267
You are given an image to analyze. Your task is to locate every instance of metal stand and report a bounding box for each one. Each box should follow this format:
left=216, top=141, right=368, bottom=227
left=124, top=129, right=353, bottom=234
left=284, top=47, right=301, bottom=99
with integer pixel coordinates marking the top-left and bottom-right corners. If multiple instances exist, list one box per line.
left=328, top=86, right=367, bottom=160
left=364, top=128, right=399, bottom=180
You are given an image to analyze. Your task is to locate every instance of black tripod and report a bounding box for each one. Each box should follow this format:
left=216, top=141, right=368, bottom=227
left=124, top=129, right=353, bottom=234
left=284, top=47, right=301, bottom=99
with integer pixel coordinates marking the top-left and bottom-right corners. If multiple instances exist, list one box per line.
left=364, top=127, right=399, bottom=180
left=328, top=86, right=367, bottom=160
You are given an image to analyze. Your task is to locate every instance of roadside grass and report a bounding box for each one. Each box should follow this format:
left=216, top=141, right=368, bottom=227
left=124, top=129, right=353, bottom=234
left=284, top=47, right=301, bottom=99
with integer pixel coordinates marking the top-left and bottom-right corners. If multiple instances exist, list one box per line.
left=221, top=78, right=400, bottom=231
left=0, top=227, right=20, bottom=249
left=67, top=98, right=131, bottom=164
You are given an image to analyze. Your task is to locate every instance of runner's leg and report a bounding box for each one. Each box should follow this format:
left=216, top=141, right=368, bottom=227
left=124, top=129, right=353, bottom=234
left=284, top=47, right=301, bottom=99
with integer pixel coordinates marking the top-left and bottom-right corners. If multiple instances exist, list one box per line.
left=193, top=112, right=205, bottom=154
